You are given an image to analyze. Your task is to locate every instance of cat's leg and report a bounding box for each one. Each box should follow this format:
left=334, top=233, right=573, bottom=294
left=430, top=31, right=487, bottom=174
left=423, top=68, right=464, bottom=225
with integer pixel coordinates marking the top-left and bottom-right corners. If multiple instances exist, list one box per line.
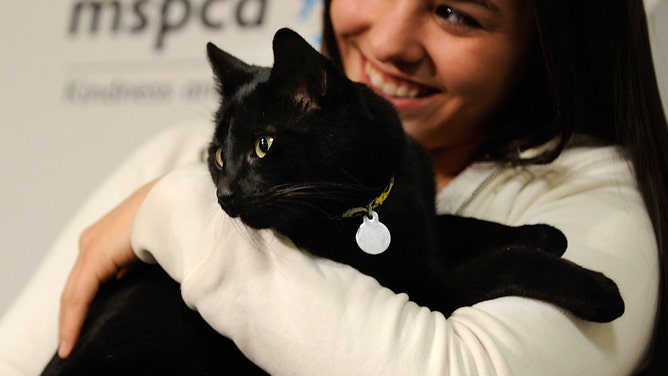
left=434, top=215, right=568, bottom=265
left=441, top=249, right=624, bottom=323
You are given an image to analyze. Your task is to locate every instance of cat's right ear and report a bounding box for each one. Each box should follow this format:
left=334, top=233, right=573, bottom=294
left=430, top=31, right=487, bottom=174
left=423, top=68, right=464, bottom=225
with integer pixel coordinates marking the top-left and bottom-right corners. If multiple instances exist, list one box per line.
left=207, top=42, right=256, bottom=98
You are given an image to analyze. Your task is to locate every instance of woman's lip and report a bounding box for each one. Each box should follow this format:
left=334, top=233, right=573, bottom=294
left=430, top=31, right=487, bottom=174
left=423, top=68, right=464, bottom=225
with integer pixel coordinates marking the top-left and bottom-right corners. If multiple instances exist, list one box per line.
left=364, top=62, right=421, bottom=98
left=360, top=60, right=439, bottom=111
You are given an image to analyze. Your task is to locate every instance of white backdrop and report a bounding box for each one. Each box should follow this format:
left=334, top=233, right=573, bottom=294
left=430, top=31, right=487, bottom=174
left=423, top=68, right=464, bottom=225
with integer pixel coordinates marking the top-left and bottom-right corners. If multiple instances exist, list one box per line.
left=0, top=0, right=323, bottom=314
left=0, top=0, right=666, bottom=315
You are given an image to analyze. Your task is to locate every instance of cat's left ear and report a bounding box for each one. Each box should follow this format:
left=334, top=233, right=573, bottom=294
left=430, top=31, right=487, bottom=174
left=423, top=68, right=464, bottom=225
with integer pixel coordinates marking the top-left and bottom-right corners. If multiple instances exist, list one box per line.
left=207, top=42, right=258, bottom=98
left=270, top=28, right=339, bottom=110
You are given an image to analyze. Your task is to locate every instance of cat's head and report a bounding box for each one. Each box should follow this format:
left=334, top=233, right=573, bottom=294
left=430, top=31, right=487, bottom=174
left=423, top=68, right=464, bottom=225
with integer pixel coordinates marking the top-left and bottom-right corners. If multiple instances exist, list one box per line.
left=206, top=28, right=405, bottom=231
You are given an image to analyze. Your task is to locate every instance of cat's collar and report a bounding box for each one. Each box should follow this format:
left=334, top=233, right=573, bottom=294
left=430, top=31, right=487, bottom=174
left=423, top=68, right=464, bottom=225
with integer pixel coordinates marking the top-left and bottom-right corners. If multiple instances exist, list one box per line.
left=342, top=176, right=395, bottom=218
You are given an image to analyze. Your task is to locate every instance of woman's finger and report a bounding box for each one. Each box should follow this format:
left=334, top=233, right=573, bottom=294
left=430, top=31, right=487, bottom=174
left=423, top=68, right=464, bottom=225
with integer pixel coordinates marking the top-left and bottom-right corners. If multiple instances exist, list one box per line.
left=56, top=179, right=157, bottom=359
left=57, top=243, right=114, bottom=359
left=57, top=259, right=95, bottom=359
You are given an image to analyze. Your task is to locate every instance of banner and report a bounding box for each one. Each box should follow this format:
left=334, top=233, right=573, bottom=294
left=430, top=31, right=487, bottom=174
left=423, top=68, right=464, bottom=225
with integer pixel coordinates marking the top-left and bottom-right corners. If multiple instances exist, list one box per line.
left=0, top=0, right=323, bottom=313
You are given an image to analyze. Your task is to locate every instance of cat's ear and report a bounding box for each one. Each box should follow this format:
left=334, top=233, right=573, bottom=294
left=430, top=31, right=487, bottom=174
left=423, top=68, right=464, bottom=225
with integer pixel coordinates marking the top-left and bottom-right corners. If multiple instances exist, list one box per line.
left=207, top=42, right=257, bottom=98
left=270, top=28, right=337, bottom=111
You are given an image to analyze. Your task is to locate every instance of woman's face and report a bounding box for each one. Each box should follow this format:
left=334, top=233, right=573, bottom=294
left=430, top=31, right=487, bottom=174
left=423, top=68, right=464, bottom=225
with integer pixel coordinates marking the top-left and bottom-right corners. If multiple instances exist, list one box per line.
left=330, top=0, right=534, bottom=152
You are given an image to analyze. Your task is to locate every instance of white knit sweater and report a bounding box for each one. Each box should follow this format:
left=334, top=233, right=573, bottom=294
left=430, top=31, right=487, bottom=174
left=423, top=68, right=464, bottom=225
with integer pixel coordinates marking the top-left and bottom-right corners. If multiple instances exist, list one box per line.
left=0, top=123, right=658, bottom=375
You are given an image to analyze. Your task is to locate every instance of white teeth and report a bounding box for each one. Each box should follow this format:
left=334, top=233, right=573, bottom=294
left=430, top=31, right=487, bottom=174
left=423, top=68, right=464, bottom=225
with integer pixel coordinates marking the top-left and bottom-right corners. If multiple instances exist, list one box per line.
left=365, top=62, right=420, bottom=98
left=396, top=86, right=408, bottom=97
left=382, top=82, right=397, bottom=96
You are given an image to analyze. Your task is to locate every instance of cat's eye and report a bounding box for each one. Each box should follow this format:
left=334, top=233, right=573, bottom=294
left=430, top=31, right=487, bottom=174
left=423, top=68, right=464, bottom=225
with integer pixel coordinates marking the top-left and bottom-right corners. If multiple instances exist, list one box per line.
left=254, top=136, right=274, bottom=158
left=215, top=147, right=224, bottom=169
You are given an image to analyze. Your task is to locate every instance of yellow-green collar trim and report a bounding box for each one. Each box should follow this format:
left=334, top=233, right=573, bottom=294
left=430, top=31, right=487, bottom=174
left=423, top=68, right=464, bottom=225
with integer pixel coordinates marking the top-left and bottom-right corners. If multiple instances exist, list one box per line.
left=342, top=177, right=395, bottom=218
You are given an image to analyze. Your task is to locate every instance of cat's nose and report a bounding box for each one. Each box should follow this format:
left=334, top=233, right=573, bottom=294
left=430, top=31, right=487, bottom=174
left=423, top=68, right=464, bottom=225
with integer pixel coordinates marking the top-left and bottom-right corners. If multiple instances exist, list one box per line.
left=216, top=186, right=239, bottom=216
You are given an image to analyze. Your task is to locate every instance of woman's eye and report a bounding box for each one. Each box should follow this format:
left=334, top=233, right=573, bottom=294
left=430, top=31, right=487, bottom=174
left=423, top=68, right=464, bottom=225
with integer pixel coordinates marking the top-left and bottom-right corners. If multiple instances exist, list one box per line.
left=254, top=136, right=274, bottom=158
left=215, top=147, right=224, bottom=169
left=435, top=5, right=480, bottom=28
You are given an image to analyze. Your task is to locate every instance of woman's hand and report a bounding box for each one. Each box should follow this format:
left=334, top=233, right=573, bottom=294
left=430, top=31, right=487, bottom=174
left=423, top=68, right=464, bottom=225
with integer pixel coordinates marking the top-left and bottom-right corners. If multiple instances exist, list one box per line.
left=57, top=179, right=159, bottom=359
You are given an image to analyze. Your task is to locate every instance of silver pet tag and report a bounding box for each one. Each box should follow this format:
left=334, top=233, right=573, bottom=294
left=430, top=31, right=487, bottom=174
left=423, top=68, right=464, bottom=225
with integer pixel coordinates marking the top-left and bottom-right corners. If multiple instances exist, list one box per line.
left=355, top=211, right=391, bottom=255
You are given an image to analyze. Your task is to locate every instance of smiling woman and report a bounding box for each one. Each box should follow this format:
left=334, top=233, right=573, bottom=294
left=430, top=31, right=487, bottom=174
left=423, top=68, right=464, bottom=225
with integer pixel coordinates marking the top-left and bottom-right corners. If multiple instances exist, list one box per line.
left=45, top=0, right=668, bottom=373
left=321, top=0, right=667, bottom=373
left=1, top=0, right=666, bottom=374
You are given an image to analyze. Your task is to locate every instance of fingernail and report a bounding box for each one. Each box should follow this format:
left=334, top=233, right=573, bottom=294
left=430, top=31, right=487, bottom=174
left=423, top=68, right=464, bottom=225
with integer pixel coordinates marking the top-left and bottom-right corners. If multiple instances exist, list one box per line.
left=58, top=341, right=71, bottom=359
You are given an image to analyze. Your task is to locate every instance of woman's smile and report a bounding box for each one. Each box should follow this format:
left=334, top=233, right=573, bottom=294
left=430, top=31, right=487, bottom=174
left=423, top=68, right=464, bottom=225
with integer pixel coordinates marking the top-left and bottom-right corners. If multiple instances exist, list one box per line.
left=361, top=58, right=441, bottom=112
left=361, top=58, right=444, bottom=115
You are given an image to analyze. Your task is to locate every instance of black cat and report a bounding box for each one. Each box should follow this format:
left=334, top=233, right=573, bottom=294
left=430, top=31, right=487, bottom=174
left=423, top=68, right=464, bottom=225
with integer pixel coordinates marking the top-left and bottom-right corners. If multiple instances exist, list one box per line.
left=42, top=28, right=624, bottom=375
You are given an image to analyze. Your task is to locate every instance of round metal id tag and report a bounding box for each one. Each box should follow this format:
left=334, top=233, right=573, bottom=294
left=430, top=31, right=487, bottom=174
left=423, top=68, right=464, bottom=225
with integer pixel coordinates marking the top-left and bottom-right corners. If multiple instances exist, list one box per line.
left=355, top=211, right=391, bottom=255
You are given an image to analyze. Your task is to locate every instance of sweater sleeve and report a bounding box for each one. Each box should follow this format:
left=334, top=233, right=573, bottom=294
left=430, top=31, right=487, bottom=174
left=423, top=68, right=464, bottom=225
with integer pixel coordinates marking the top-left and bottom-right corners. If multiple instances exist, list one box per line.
left=131, top=148, right=657, bottom=376
left=132, top=164, right=501, bottom=375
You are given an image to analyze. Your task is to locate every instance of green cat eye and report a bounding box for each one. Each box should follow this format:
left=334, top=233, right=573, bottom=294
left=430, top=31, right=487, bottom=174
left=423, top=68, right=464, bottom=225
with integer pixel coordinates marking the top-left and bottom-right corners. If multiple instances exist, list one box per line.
left=215, top=147, right=224, bottom=169
left=254, top=136, right=274, bottom=158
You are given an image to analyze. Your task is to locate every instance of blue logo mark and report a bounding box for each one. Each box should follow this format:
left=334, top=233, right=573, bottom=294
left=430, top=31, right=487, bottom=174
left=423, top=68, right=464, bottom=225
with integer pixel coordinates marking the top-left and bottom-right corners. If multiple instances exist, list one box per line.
left=298, top=0, right=323, bottom=21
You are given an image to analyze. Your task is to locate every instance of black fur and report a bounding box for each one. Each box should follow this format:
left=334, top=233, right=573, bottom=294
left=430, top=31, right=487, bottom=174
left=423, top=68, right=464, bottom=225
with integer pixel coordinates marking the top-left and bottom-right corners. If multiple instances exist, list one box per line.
left=42, top=28, right=624, bottom=375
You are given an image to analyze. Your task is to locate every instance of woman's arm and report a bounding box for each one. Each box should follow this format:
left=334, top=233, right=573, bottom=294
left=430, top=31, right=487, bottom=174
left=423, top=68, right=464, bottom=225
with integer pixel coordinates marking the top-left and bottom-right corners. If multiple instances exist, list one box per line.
left=131, top=165, right=470, bottom=375
left=130, top=149, right=658, bottom=375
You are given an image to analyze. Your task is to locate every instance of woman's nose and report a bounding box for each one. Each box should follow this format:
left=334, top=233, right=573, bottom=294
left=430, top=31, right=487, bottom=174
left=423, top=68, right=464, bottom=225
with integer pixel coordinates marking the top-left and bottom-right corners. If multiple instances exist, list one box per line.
left=367, top=1, right=426, bottom=65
